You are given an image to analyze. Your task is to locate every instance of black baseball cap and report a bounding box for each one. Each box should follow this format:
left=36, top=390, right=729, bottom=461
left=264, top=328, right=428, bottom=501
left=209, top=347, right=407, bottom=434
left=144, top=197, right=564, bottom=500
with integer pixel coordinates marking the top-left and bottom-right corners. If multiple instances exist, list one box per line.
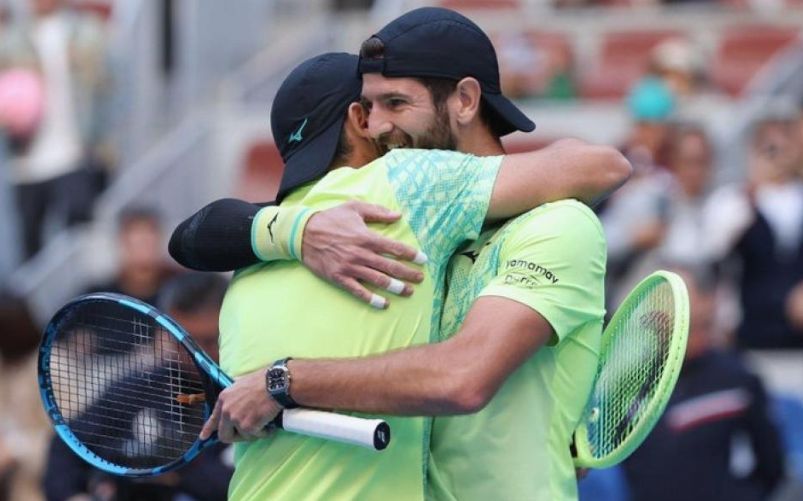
left=358, top=7, right=535, bottom=136
left=272, top=52, right=362, bottom=201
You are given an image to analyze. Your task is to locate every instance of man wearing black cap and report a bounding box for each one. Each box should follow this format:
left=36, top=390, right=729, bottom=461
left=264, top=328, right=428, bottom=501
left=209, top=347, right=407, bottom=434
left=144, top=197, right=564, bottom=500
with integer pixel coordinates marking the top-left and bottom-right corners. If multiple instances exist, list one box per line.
left=193, top=45, right=626, bottom=500
left=356, top=7, right=535, bottom=144
left=177, top=8, right=627, bottom=501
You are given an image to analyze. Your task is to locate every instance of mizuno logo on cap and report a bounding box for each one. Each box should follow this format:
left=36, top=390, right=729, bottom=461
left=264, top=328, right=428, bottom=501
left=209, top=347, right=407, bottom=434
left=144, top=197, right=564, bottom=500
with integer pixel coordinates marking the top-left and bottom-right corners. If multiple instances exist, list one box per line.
left=288, top=118, right=308, bottom=144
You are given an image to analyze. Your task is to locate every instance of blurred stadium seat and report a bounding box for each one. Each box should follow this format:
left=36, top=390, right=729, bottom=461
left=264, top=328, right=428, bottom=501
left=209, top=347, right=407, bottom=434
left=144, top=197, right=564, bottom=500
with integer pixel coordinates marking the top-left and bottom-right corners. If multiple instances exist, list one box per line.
left=710, top=25, right=799, bottom=96
left=234, top=140, right=283, bottom=202
left=579, top=30, right=685, bottom=100
left=70, top=0, right=112, bottom=20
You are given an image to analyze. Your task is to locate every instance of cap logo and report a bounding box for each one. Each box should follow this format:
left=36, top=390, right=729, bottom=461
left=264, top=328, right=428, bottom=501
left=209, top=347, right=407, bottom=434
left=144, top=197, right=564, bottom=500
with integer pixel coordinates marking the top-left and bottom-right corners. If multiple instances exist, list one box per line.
left=288, top=118, right=308, bottom=144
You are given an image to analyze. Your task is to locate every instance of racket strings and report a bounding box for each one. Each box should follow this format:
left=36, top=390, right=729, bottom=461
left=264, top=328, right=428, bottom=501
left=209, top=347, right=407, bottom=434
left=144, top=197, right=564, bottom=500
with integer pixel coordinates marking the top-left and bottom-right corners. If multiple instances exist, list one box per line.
left=47, top=302, right=208, bottom=469
left=586, top=282, right=675, bottom=458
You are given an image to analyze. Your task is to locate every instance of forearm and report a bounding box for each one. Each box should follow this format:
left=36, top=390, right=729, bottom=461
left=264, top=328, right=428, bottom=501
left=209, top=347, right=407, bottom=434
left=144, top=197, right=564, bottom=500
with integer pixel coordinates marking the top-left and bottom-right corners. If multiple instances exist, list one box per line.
left=289, top=341, right=473, bottom=416
left=289, top=298, right=550, bottom=415
left=168, top=198, right=266, bottom=271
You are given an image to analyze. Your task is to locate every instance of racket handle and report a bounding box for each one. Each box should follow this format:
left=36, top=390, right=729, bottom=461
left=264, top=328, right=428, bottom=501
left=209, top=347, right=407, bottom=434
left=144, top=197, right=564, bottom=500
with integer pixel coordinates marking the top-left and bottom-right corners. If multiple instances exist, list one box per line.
left=279, top=409, right=390, bottom=451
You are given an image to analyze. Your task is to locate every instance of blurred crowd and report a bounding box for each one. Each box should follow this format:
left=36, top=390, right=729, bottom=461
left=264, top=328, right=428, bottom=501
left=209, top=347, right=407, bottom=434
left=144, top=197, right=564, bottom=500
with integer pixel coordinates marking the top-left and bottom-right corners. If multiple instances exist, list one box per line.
left=0, top=0, right=802, bottom=500
left=586, top=92, right=803, bottom=500
left=0, top=204, right=234, bottom=501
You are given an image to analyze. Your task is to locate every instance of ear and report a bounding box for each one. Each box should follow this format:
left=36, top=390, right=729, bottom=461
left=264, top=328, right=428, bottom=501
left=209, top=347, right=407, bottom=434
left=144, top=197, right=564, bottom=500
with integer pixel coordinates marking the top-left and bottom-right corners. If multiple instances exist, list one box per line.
left=451, top=77, right=482, bottom=126
left=347, top=102, right=371, bottom=138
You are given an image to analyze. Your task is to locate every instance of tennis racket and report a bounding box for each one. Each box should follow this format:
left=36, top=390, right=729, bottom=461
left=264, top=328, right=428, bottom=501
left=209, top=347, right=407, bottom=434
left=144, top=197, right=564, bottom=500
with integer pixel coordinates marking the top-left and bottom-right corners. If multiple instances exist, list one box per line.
left=38, top=292, right=391, bottom=478
left=573, top=270, right=689, bottom=468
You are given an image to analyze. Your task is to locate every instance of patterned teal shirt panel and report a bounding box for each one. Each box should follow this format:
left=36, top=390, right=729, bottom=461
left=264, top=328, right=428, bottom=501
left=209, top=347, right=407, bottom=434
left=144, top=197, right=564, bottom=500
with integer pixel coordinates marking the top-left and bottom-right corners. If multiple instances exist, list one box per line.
left=384, top=148, right=501, bottom=489
left=385, top=148, right=502, bottom=345
left=440, top=227, right=504, bottom=343
left=385, top=149, right=502, bottom=268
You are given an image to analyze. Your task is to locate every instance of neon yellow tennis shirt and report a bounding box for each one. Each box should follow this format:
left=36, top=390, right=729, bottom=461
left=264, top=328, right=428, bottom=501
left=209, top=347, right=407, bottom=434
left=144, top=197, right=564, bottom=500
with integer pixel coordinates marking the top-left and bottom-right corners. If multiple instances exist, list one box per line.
left=429, top=200, right=607, bottom=501
left=218, top=149, right=502, bottom=501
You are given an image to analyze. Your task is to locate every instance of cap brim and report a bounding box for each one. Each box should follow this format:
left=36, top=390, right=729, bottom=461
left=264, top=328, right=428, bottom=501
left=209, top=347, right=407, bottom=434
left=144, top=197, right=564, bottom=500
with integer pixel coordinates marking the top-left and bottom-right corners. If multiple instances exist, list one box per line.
left=276, top=115, right=346, bottom=201
left=482, top=92, right=535, bottom=136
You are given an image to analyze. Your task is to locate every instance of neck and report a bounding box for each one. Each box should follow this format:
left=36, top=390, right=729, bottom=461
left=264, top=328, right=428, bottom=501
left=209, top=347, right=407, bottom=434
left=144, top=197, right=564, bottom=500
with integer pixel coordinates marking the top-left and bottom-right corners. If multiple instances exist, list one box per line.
left=457, top=127, right=505, bottom=156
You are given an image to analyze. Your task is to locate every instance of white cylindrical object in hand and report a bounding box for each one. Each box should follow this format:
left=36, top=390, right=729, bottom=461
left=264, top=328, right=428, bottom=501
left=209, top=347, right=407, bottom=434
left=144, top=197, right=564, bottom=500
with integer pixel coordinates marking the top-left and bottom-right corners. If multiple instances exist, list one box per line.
left=281, top=409, right=390, bottom=451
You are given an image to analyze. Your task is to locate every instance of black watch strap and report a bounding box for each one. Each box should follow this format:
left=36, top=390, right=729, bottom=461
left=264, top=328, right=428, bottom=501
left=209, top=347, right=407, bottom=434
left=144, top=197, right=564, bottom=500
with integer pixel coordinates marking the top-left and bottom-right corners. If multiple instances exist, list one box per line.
left=266, top=357, right=298, bottom=409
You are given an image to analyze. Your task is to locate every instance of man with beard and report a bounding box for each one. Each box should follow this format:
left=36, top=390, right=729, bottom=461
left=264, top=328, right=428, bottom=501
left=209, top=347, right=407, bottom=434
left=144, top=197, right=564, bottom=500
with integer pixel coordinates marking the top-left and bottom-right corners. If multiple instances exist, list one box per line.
left=178, top=9, right=628, bottom=501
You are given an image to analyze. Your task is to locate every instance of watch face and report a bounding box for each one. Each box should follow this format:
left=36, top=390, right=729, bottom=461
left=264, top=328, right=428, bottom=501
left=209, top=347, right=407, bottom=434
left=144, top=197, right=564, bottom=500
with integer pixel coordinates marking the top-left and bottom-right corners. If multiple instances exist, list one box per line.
left=268, top=368, right=288, bottom=392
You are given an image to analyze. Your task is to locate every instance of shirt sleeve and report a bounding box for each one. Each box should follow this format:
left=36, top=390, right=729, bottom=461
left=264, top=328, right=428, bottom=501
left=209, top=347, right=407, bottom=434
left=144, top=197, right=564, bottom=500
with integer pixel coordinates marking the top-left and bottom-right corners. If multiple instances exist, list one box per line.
left=385, top=149, right=503, bottom=264
left=479, top=201, right=607, bottom=344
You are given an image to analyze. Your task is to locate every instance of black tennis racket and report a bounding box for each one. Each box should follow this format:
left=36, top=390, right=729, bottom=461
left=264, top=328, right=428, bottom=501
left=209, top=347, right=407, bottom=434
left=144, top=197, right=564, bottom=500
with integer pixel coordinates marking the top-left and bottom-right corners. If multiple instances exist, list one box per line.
left=38, top=293, right=390, bottom=477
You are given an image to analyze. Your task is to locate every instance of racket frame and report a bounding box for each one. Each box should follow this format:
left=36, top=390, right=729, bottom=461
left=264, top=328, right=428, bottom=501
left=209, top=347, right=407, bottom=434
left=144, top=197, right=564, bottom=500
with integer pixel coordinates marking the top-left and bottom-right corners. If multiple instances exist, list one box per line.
left=40, top=292, right=390, bottom=477
left=573, top=270, right=690, bottom=468
left=38, top=293, right=227, bottom=477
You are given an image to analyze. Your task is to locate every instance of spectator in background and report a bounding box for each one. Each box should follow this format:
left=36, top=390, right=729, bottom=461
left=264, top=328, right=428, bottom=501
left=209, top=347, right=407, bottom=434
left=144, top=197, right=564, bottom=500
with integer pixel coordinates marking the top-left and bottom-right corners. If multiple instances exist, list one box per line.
left=497, top=32, right=577, bottom=101
left=621, top=75, right=676, bottom=176
left=0, top=292, right=50, bottom=501
left=623, top=263, right=786, bottom=501
left=541, top=40, right=577, bottom=100
left=0, top=0, right=114, bottom=259
left=649, top=38, right=704, bottom=99
left=601, top=124, right=715, bottom=303
left=0, top=130, right=20, bottom=285
left=702, top=107, right=803, bottom=423
left=704, top=110, right=803, bottom=351
left=84, top=207, right=176, bottom=306
left=43, top=272, right=234, bottom=501
left=497, top=32, right=540, bottom=100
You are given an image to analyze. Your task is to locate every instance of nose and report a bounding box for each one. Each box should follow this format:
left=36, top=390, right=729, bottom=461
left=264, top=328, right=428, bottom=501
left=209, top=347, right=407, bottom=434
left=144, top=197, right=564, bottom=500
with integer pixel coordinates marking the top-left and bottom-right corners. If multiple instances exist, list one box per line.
left=367, top=107, right=393, bottom=139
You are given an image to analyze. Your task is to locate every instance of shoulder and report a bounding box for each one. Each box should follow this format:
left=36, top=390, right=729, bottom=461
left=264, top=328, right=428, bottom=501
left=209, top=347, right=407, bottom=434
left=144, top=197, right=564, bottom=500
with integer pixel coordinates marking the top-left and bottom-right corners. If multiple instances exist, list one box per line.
left=506, top=200, right=604, bottom=241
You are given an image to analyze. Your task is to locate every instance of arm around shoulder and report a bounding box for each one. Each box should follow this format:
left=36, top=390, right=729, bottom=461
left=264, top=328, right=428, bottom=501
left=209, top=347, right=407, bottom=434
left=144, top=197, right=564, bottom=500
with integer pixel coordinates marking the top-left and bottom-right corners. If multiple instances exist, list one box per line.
left=288, top=296, right=554, bottom=416
left=487, top=139, right=631, bottom=220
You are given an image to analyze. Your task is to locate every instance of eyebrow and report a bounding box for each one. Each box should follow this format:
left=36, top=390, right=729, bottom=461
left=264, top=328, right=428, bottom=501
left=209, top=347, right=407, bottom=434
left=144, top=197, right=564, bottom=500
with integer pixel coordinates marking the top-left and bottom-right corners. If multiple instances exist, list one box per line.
left=361, top=92, right=411, bottom=102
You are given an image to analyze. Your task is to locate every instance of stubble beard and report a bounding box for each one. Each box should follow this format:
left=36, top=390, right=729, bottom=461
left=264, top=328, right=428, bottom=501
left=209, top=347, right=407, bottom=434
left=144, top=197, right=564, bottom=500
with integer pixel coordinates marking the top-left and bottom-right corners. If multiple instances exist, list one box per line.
left=376, top=107, right=457, bottom=154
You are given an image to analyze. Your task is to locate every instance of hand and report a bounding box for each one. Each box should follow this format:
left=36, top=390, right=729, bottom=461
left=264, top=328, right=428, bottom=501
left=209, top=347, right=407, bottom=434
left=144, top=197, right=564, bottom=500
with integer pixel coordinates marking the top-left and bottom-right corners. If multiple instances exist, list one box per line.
left=199, top=368, right=282, bottom=443
left=302, top=201, right=427, bottom=308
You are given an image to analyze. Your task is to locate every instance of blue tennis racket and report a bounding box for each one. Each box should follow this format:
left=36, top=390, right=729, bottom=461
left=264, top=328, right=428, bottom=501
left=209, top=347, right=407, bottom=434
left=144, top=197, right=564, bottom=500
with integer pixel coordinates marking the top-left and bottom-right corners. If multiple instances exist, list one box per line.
left=38, top=293, right=390, bottom=478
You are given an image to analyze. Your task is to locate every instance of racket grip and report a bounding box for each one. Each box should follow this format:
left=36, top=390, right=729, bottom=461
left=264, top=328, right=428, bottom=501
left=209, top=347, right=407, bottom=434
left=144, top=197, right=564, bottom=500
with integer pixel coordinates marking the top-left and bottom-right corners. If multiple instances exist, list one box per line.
left=279, top=408, right=390, bottom=451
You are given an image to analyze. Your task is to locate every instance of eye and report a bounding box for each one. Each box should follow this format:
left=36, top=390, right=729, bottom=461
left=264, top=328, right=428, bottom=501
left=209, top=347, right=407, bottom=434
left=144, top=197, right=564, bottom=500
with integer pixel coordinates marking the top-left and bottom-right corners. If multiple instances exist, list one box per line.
left=385, top=98, right=407, bottom=109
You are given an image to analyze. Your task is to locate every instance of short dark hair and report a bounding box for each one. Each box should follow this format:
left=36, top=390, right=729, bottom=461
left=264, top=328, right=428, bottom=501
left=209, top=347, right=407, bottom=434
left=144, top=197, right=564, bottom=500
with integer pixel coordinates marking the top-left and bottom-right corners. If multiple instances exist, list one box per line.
left=660, top=260, right=718, bottom=294
left=359, top=36, right=385, bottom=61
left=0, top=291, right=39, bottom=363
left=158, top=272, right=228, bottom=315
left=330, top=125, right=354, bottom=168
left=360, top=36, right=508, bottom=138
left=117, top=206, right=162, bottom=231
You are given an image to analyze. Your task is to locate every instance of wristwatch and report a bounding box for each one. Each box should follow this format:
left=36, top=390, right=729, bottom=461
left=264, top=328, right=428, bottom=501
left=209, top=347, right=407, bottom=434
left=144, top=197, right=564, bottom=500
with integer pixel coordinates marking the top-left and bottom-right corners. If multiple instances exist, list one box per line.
left=266, top=357, right=298, bottom=409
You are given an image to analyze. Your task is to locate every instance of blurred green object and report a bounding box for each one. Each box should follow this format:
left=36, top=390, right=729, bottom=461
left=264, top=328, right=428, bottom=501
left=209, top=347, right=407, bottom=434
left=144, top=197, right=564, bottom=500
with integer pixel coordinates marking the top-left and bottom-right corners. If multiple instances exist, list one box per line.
left=544, top=72, right=577, bottom=101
